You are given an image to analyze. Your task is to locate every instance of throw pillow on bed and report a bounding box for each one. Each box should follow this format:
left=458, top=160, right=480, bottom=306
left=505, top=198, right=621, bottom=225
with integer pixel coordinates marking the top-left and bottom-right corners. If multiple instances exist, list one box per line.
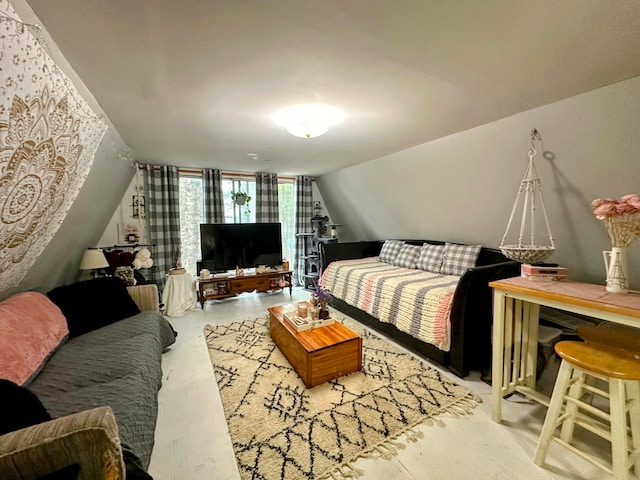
left=47, top=277, right=141, bottom=338
left=0, top=378, right=52, bottom=434
left=379, top=240, right=405, bottom=264
left=0, top=292, right=69, bottom=386
left=440, top=242, right=482, bottom=276
left=416, top=243, right=445, bottom=273
left=392, top=244, right=421, bottom=269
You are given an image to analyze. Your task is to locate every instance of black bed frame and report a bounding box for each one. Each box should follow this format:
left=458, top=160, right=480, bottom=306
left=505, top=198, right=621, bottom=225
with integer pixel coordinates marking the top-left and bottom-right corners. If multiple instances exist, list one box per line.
left=320, top=240, right=520, bottom=378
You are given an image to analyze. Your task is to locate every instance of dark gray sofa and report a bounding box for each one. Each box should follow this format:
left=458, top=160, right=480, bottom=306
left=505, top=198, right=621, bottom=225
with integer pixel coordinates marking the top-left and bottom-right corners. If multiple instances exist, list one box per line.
left=321, top=240, right=520, bottom=377
left=29, top=310, right=175, bottom=468
left=0, top=277, right=175, bottom=479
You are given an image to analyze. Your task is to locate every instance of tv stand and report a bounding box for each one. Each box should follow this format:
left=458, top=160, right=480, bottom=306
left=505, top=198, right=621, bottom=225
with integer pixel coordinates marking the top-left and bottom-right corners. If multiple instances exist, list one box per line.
left=196, top=270, right=292, bottom=306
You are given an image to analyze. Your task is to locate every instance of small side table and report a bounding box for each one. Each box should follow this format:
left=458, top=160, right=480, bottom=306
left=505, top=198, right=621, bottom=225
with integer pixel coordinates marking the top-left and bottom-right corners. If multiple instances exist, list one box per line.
left=162, top=272, right=197, bottom=317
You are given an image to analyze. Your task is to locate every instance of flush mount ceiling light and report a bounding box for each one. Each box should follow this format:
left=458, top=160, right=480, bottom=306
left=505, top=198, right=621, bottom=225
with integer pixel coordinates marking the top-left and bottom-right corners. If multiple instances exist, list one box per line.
left=272, top=104, right=345, bottom=139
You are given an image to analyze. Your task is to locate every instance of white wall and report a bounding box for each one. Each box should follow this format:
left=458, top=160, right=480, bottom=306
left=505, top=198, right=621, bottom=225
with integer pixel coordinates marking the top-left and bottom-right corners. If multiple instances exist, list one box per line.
left=99, top=172, right=150, bottom=248
left=317, top=76, right=640, bottom=288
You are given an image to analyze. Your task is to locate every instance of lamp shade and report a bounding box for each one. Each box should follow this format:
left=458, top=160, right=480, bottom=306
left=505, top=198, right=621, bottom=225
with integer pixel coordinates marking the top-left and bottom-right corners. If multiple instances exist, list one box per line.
left=80, top=248, right=109, bottom=270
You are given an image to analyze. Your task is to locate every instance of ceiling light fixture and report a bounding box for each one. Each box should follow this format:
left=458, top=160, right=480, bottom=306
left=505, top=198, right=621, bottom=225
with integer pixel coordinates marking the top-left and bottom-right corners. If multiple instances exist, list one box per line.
left=272, top=104, right=345, bottom=139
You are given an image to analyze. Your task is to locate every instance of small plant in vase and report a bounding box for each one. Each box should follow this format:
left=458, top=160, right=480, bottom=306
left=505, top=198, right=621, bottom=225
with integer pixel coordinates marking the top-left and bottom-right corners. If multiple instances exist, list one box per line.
left=311, top=285, right=333, bottom=319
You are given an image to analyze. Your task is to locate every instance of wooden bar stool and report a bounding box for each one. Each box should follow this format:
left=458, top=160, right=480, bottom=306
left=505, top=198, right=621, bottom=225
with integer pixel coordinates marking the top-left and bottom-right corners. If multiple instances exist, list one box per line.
left=576, top=323, right=640, bottom=403
left=577, top=323, right=640, bottom=351
left=534, top=340, right=640, bottom=479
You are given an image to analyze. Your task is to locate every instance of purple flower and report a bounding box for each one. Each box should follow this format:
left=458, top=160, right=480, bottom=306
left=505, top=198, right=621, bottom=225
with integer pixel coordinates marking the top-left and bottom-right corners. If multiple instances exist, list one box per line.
left=314, top=286, right=332, bottom=301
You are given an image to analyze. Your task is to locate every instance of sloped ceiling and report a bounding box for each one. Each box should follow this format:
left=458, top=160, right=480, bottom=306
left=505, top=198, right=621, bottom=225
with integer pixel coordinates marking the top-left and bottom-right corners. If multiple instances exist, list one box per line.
left=25, top=0, right=640, bottom=176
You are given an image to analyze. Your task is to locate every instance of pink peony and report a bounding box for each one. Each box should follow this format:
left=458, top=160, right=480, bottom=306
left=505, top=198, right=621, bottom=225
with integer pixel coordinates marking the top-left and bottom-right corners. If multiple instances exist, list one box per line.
left=616, top=201, right=639, bottom=214
left=591, top=197, right=617, bottom=208
left=622, top=193, right=640, bottom=209
left=592, top=193, right=640, bottom=247
left=593, top=202, right=618, bottom=219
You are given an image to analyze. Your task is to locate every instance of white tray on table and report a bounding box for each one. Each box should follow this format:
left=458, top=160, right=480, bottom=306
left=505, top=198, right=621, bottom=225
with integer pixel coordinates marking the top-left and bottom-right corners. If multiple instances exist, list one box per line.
left=283, top=310, right=335, bottom=332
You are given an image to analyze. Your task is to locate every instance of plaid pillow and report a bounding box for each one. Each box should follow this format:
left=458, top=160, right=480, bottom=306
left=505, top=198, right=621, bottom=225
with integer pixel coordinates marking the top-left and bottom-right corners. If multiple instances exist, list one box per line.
left=392, top=244, right=421, bottom=269
left=416, top=243, right=445, bottom=273
left=379, top=240, right=405, bottom=264
left=440, top=242, right=482, bottom=276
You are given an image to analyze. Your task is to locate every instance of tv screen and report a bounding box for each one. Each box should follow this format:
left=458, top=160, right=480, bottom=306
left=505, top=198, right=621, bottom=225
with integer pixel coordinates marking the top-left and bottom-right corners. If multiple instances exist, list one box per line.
left=200, top=223, right=283, bottom=271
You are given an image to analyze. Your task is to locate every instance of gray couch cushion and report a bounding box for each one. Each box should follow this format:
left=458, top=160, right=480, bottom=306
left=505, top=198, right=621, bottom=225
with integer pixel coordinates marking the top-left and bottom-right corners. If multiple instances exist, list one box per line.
left=29, top=311, right=174, bottom=468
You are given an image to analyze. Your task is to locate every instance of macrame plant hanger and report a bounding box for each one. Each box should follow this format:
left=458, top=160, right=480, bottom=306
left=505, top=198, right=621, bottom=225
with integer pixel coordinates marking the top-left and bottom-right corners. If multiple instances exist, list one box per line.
left=499, top=128, right=555, bottom=264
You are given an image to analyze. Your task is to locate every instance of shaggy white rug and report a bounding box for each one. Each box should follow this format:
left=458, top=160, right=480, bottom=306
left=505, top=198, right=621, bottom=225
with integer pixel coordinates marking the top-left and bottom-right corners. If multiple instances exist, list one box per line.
left=204, top=316, right=479, bottom=480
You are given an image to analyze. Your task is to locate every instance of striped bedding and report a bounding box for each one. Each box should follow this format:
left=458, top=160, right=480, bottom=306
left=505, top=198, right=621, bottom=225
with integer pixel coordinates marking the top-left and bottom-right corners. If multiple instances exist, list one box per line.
left=320, top=257, right=459, bottom=351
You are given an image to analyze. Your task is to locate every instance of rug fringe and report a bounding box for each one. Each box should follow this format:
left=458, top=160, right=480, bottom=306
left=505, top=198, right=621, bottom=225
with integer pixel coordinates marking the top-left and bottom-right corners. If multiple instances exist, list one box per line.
left=323, top=463, right=366, bottom=479
left=321, top=392, right=481, bottom=479
left=442, top=393, right=482, bottom=418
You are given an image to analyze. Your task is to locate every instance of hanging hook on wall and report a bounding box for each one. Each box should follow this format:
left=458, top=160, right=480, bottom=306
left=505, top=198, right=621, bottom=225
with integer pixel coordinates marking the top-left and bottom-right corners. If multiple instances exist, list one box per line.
left=529, top=128, right=541, bottom=154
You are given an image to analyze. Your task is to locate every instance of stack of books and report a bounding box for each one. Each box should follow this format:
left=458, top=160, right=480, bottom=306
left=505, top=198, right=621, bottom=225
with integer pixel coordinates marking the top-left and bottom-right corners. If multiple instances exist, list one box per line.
left=521, top=263, right=567, bottom=281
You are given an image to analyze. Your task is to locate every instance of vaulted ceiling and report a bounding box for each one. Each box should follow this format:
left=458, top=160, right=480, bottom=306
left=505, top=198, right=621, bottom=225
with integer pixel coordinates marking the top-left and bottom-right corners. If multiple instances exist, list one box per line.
left=26, top=0, right=640, bottom=176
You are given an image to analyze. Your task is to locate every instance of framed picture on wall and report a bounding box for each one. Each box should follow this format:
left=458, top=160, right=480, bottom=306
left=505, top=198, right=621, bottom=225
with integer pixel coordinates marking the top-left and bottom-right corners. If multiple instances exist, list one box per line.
left=132, top=195, right=145, bottom=218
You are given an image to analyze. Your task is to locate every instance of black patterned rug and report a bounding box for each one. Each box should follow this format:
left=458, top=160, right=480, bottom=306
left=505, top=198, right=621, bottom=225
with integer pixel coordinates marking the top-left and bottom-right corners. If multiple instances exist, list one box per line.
left=204, top=315, right=479, bottom=480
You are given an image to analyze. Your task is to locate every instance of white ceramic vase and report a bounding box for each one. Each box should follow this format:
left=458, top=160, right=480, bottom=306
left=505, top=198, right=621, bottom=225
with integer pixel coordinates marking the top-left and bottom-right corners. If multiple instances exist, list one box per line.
left=603, top=246, right=629, bottom=293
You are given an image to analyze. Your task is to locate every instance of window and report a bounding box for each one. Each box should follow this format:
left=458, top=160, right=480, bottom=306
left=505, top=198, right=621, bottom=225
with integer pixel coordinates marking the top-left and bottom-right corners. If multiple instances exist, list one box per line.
left=179, top=173, right=295, bottom=275
left=278, top=180, right=295, bottom=265
left=222, top=178, right=256, bottom=223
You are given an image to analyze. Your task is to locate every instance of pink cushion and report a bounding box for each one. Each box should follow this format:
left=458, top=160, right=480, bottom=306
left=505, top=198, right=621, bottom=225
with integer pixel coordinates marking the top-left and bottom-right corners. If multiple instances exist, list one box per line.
left=0, top=292, right=69, bottom=385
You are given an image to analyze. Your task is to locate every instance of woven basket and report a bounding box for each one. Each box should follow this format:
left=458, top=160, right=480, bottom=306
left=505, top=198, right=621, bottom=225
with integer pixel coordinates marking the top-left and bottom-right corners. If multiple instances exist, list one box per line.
left=500, top=245, right=555, bottom=264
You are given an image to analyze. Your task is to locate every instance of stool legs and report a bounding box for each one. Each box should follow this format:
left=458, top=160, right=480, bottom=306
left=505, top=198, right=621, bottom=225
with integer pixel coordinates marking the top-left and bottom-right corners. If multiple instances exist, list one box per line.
left=534, top=359, right=573, bottom=466
left=628, top=381, right=640, bottom=476
left=560, top=369, right=587, bottom=443
left=535, top=359, right=640, bottom=479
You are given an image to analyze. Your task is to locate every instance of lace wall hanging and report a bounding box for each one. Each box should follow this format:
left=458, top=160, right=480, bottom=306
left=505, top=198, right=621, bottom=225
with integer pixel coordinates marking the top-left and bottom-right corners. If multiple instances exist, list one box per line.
left=0, top=0, right=108, bottom=289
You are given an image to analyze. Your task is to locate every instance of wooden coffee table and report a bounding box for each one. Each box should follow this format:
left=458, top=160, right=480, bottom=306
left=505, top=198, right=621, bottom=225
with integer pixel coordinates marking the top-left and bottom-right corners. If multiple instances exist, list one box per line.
left=268, top=304, right=362, bottom=388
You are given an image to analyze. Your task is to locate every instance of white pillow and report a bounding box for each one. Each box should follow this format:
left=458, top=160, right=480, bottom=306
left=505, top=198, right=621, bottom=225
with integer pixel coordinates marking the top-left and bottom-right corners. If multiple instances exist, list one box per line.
left=416, top=243, right=445, bottom=273
left=379, top=240, right=405, bottom=264
left=440, top=242, right=482, bottom=276
left=392, top=244, right=421, bottom=269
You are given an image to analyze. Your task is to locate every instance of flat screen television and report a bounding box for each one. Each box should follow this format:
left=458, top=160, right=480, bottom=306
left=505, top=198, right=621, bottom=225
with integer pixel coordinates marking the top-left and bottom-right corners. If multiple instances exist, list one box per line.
left=200, top=223, right=283, bottom=272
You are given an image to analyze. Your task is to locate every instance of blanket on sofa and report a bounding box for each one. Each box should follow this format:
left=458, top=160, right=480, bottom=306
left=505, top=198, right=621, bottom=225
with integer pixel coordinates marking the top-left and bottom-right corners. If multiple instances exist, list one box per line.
left=321, top=257, right=459, bottom=350
left=28, top=310, right=174, bottom=469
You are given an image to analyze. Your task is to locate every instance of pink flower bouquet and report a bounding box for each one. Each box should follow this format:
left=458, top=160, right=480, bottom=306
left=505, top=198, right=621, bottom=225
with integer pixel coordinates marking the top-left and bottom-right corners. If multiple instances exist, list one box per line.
left=592, top=194, right=640, bottom=247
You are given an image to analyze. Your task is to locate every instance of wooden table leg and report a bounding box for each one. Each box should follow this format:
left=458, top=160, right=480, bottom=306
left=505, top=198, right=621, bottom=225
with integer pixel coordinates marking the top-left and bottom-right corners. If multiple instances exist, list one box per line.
left=492, top=289, right=507, bottom=423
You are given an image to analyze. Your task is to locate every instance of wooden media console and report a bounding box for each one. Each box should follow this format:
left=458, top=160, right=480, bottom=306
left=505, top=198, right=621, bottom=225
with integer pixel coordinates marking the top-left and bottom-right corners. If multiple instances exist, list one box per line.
left=196, top=270, right=292, bottom=306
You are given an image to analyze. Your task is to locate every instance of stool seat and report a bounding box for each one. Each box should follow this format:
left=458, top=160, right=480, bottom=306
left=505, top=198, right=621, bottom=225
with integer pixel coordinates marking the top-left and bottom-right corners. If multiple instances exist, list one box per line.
left=576, top=323, right=640, bottom=352
left=555, top=340, right=640, bottom=380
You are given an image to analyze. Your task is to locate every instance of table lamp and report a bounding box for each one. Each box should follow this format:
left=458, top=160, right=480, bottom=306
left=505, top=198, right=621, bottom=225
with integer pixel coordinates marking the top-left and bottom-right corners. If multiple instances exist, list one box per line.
left=80, top=248, right=109, bottom=278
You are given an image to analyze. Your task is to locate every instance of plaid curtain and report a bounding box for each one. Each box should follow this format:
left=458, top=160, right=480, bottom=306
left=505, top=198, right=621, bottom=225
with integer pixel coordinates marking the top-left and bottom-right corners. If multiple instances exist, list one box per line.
left=294, top=176, right=313, bottom=286
left=203, top=168, right=225, bottom=223
left=145, top=164, right=181, bottom=291
left=255, top=172, right=279, bottom=223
